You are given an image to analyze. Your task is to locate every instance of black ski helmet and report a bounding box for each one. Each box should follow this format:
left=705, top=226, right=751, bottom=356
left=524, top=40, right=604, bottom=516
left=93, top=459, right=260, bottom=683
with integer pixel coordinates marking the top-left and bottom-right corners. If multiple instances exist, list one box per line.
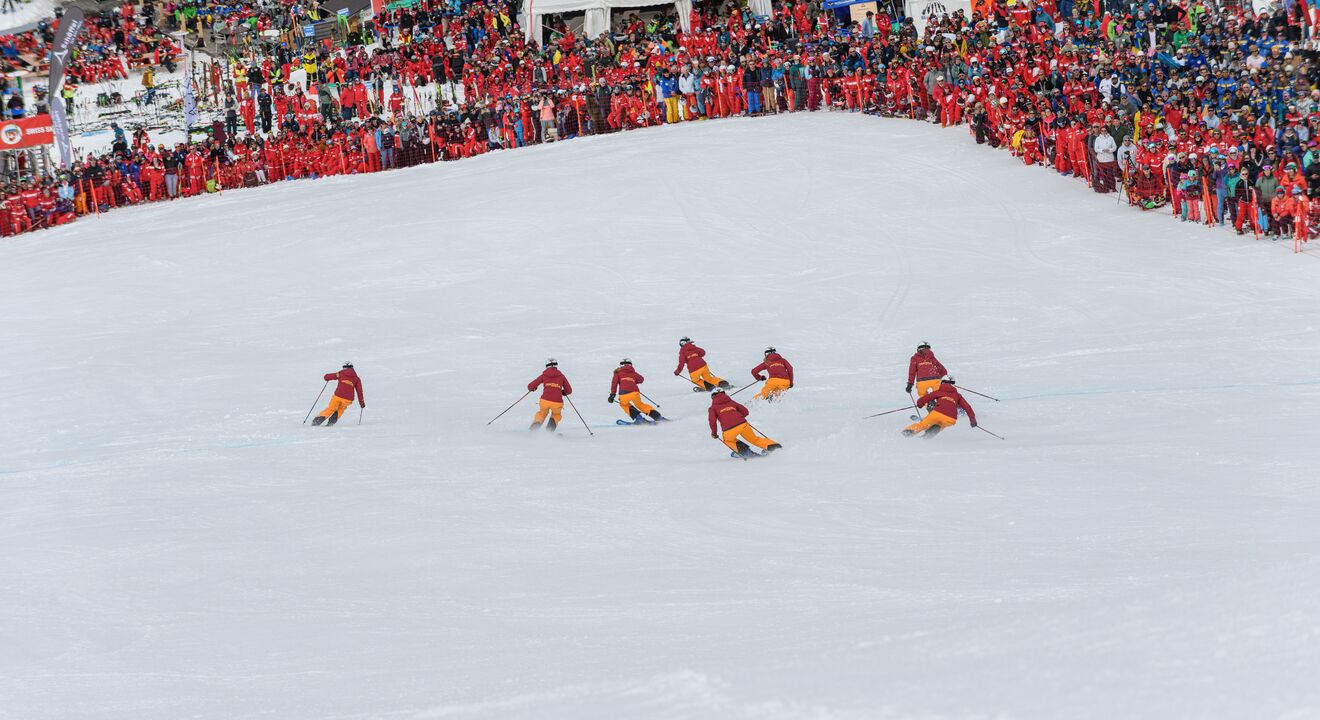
left=342, top=361, right=353, bottom=368
left=545, top=358, right=558, bottom=367
left=943, top=376, right=956, bottom=385
left=620, top=358, right=632, bottom=366
left=679, top=336, right=691, bottom=346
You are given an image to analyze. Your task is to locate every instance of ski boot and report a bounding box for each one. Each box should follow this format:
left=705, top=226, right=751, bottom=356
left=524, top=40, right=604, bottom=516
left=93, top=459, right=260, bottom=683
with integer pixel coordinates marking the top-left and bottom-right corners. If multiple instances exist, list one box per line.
left=734, top=440, right=754, bottom=458
left=901, top=428, right=916, bottom=437
left=647, top=410, right=665, bottom=422
left=545, top=418, right=557, bottom=432
left=717, top=380, right=731, bottom=389
left=529, top=421, right=542, bottom=431
left=765, top=443, right=783, bottom=453
left=922, top=425, right=943, bottom=438
left=311, top=416, right=326, bottom=426
left=325, top=411, right=340, bottom=427
left=629, top=407, right=642, bottom=421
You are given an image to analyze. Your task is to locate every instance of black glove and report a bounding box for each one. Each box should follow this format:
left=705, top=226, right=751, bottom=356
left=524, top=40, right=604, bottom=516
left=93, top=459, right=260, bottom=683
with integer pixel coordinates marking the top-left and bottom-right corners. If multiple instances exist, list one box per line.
left=788, top=382, right=794, bottom=388
left=905, top=383, right=913, bottom=393
left=970, top=420, right=978, bottom=428
left=359, top=402, right=365, bottom=409
left=607, top=394, right=615, bottom=404
left=756, top=375, right=766, bottom=381
left=710, top=432, right=718, bottom=439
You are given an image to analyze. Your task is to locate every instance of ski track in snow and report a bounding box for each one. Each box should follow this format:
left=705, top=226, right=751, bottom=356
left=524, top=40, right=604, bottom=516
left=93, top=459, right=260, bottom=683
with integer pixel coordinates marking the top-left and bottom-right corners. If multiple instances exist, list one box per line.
left=2, top=113, right=1319, bottom=720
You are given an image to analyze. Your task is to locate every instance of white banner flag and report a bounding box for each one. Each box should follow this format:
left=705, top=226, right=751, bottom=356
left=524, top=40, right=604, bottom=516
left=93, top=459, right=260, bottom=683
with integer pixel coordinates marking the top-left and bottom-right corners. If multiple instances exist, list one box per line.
left=181, top=34, right=199, bottom=133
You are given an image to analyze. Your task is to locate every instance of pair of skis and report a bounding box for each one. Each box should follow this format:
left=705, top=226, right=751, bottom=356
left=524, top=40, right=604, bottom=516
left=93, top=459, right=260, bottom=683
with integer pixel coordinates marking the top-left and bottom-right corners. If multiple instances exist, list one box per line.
left=615, top=416, right=668, bottom=426
left=691, top=381, right=731, bottom=393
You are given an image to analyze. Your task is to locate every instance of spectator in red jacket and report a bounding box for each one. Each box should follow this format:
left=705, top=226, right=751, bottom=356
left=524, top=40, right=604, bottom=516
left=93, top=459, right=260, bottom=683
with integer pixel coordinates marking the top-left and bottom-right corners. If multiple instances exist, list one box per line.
left=906, top=342, right=948, bottom=397
left=1131, top=164, right=1167, bottom=209
left=708, top=388, right=781, bottom=457
left=313, top=362, right=364, bottom=426
left=528, top=358, right=573, bottom=431
left=608, top=359, right=663, bottom=422
left=674, top=336, right=727, bottom=391
left=903, top=378, right=976, bottom=438
left=751, top=346, right=794, bottom=400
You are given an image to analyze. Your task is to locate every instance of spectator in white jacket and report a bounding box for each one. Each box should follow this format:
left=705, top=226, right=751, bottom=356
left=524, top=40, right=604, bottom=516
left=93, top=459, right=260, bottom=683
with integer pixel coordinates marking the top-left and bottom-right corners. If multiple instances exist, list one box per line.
left=1093, top=130, right=1119, bottom=193
left=678, top=65, right=699, bottom=121
left=1116, top=136, right=1136, bottom=174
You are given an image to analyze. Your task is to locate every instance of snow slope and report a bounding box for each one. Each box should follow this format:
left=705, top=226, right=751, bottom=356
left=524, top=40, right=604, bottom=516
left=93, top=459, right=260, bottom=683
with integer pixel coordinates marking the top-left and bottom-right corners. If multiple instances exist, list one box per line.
left=0, top=0, right=52, bottom=34
left=3, top=113, right=1319, bottom=720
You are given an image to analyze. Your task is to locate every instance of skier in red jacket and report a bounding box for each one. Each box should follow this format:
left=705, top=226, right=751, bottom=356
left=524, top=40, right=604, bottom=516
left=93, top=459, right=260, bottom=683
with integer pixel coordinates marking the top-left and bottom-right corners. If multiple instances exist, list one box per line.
left=674, top=336, right=728, bottom=391
left=313, top=362, right=364, bottom=426
left=903, top=378, right=976, bottom=438
left=528, top=358, right=573, bottom=431
left=751, top=346, right=794, bottom=400
left=906, top=342, right=948, bottom=398
left=709, top=388, right=781, bottom=457
left=608, top=359, right=664, bottom=422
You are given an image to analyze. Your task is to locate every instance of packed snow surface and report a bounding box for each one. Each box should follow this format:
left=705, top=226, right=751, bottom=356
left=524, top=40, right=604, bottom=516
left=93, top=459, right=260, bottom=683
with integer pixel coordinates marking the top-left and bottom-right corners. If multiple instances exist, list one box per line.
left=3, top=113, right=1319, bottom=720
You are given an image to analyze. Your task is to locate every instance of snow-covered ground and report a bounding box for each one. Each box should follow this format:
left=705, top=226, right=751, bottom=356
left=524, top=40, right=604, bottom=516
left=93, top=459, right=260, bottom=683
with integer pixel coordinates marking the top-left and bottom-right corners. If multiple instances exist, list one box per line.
left=3, top=113, right=1319, bottom=720
left=0, top=0, right=52, bottom=34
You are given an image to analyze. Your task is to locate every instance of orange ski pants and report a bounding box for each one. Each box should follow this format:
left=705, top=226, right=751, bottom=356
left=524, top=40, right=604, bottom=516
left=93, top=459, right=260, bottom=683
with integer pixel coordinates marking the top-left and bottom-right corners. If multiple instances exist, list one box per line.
left=721, top=422, right=774, bottom=452
left=905, top=411, right=957, bottom=433
left=534, top=399, right=563, bottom=424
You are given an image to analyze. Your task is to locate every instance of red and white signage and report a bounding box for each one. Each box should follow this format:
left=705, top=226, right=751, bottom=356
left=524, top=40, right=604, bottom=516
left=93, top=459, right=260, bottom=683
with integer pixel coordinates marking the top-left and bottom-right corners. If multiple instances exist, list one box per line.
left=0, top=115, right=56, bottom=150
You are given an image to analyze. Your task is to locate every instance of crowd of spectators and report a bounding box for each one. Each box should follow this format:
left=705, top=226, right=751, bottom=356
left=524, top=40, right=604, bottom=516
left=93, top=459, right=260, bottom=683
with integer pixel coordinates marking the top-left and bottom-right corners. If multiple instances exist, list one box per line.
left=1, top=0, right=1318, bottom=252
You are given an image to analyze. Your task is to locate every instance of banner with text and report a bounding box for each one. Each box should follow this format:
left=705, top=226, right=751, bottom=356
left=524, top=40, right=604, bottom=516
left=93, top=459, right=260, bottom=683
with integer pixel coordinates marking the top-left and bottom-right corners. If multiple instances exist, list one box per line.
left=0, top=115, right=56, bottom=151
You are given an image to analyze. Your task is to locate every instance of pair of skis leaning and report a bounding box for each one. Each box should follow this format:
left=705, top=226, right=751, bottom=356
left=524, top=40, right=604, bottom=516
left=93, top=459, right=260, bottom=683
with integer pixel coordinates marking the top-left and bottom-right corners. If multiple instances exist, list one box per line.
left=691, top=379, right=732, bottom=392
left=616, top=415, right=670, bottom=426
left=730, top=441, right=781, bottom=460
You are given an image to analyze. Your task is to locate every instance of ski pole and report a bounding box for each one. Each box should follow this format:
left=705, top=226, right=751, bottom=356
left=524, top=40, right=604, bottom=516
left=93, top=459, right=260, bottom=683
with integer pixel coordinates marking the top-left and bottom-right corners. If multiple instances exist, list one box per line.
left=358, top=406, right=364, bottom=426
left=712, top=431, right=740, bottom=458
left=565, top=395, right=594, bottom=436
left=486, top=390, right=532, bottom=425
left=676, top=372, right=707, bottom=390
left=728, top=380, right=758, bottom=397
left=302, top=381, right=328, bottom=424
left=959, top=387, right=1000, bottom=402
left=863, top=406, right=915, bottom=420
left=908, top=390, right=924, bottom=419
left=639, top=391, right=661, bottom=408
left=976, top=425, right=1005, bottom=440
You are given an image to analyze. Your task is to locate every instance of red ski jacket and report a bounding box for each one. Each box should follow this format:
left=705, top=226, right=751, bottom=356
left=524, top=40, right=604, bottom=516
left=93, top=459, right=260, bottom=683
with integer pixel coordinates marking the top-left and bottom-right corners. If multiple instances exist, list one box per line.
left=528, top=368, right=573, bottom=402
left=907, top=349, right=948, bottom=384
left=675, top=343, right=710, bottom=374
left=708, top=392, right=750, bottom=433
left=610, top=367, right=644, bottom=394
left=324, top=367, right=364, bottom=405
left=752, top=352, right=794, bottom=381
left=920, top=385, right=976, bottom=424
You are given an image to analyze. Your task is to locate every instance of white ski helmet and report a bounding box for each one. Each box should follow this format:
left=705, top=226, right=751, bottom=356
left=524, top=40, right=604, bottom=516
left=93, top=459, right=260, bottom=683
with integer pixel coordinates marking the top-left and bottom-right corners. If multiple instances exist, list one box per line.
left=545, top=358, right=558, bottom=367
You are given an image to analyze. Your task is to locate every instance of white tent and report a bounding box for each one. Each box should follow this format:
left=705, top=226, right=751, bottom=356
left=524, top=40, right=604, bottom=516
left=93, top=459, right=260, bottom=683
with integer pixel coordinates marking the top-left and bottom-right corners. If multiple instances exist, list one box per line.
left=904, top=0, right=972, bottom=34
left=520, top=0, right=693, bottom=43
